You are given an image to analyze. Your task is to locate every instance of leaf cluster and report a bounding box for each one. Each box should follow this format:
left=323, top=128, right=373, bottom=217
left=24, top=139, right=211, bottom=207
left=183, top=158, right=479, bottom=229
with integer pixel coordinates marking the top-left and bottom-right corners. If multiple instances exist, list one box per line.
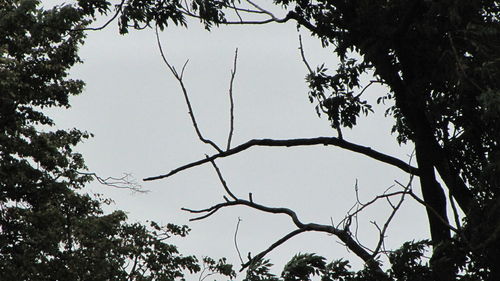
left=0, top=2, right=234, bottom=280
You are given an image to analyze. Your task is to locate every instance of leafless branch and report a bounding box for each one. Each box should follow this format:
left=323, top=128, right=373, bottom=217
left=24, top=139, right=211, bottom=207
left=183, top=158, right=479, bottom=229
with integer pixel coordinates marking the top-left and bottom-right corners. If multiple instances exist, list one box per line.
left=395, top=180, right=459, bottom=234
left=182, top=163, right=385, bottom=273
left=208, top=157, right=238, bottom=200
left=372, top=176, right=412, bottom=256
left=234, top=217, right=245, bottom=265
left=80, top=172, right=146, bottom=193
left=241, top=228, right=308, bottom=271
left=227, top=49, right=238, bottom=150
left=298, top=34, right=313, bottom=74
left=245, top=0, right=278, bottom=21
left=144, top=136, right=419, bottom=181
left=155, top=25, right=223, bottom=153
left=356, top=80, right=383, bottom=98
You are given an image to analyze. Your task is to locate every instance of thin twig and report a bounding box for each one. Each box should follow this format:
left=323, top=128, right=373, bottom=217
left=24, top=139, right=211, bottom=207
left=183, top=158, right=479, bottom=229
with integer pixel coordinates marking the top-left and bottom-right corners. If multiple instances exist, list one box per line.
left=298, top=34, right=313, bottom=74
left=208, top=157, right=238, bottom=200
left=246, top=0, right=279, bottom=20
left=234, top=217, right=244, bottom=265
left=79, top=171, right=146, bottom=193
left=227, top=49, right=238, bottom=150
left=372, top=176, right=412, bottom=256
left=395, top=180, right=459, bottom=234
left=143, top=136, right=420, bottom=181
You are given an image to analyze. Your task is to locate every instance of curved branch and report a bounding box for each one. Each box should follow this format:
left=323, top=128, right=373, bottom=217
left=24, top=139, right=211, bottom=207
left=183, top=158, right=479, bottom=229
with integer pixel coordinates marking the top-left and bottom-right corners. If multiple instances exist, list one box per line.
left=143, top=136, right=419, bottom=181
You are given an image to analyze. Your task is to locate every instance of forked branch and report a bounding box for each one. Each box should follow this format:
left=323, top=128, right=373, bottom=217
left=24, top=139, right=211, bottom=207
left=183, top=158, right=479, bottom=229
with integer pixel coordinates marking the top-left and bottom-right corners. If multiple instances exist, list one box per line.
left=155, top=26, right=223, bottom=153
left=182, top=160, right=385, bottom=273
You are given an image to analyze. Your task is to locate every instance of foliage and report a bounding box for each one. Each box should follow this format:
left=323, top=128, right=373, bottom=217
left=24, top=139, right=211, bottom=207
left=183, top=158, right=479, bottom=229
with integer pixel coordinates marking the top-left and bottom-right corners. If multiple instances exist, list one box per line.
left=0, top=1, right=235, bottom=280
left=243, top=242, right=435, bottom=281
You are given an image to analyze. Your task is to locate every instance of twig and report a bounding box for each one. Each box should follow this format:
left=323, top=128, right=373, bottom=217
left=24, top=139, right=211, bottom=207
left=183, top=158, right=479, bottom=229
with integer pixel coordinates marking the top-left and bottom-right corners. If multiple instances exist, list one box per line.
left=227, top=49, right=238, bottom=150
left=80, top=171, right=146, bottom=193
left=155, top=25, right=223, bottom=153
left=245, top=0, right=279, bottom=21
left=395, top=180, right=459, bottom=234
left=208, top=157, right=238, bottom=200
left=234, top=217, right=244, bottom=265
left=372, top=176, right=412, bottom=256
left=144, top=137, right=419, bottom=181
left=298, top=34, right=313, bottom=74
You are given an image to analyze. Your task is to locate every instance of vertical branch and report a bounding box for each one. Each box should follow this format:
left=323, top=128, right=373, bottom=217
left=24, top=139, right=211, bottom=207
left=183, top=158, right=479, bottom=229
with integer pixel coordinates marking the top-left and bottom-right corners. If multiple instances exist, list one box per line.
left=155, top=26, right=223, bottom=153
left=227, top=49, right=238, bottom=150
left=234, top=217, right=245, bottom=265
left=298, top=34, right=313, bottom=74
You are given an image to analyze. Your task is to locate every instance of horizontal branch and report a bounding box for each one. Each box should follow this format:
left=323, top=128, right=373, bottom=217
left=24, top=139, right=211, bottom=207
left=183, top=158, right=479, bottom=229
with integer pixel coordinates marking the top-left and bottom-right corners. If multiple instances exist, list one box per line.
left=143, top=137, right=419, bottom=181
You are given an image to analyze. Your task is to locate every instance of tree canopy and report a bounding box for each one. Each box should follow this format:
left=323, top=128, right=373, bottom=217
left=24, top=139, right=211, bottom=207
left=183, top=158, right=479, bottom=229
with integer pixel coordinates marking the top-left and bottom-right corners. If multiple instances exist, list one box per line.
left=0, top=1, right=234, bottom=280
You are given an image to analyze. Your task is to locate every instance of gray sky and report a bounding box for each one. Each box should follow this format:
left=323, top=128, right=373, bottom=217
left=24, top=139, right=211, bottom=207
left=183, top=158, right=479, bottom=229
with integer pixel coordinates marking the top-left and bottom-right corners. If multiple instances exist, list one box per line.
left=45, top=1, right=429, bottom=277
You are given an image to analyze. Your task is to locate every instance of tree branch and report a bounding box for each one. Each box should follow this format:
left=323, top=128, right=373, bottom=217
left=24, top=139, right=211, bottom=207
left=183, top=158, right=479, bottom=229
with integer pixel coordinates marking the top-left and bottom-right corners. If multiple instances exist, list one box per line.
left=241, top=228, right=308, bottom=271
left=227, top=49, right=238, bottom=150
left=155, top=26, right=223, bottom=153
left=181, top=162, right=385, bottom=274
left=144, top=136, right=419, bottom=181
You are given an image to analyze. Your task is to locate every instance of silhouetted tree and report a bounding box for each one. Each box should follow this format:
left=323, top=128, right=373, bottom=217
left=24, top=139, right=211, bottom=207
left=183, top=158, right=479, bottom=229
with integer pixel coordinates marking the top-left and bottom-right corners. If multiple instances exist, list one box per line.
left=15, top=0, right=498, bottom=280
left=0, top=1, right=235, bottom=280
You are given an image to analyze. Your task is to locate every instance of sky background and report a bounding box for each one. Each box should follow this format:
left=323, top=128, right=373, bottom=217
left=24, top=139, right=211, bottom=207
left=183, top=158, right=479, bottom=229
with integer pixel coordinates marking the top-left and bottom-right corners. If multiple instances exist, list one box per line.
left=43, top=1, right=429, bottom=278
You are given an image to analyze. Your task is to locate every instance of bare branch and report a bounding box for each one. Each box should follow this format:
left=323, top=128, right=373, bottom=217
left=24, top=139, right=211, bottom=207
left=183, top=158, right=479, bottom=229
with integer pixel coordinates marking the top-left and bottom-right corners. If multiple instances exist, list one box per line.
left=227, top=49, right=238, bottom=150
left=395, top=180, right=459, bottom=234
left=182, top=163, right=384, bottom=273
left=144, top=136, right=419, bottom=181
left=155, top=26, right=223, bottom=153
left=80, top=172, right=146, bottom=193
left=208, top=157, right=238, bottom=200
left=372, top=176, right=412, bottom=256
left=245, top=0, right=278, bottom=21
left=234, top=217, right=245, bottom=265
left=241, top=228, right=308, bottom=271
left=298, top=34, right=313, bottom=74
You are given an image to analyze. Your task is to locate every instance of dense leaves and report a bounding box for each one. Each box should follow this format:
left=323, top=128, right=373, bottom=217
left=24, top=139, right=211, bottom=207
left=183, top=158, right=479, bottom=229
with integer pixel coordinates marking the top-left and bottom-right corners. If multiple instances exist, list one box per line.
left=244, top=242, right=435, bottom=281
left=0, top=1, right=235, bottom=280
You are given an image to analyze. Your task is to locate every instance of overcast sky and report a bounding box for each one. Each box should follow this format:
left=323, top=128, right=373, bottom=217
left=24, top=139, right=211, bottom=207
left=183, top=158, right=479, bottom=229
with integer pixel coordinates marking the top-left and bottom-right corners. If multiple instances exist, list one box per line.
left=44, top=1, right=429, bottom=277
